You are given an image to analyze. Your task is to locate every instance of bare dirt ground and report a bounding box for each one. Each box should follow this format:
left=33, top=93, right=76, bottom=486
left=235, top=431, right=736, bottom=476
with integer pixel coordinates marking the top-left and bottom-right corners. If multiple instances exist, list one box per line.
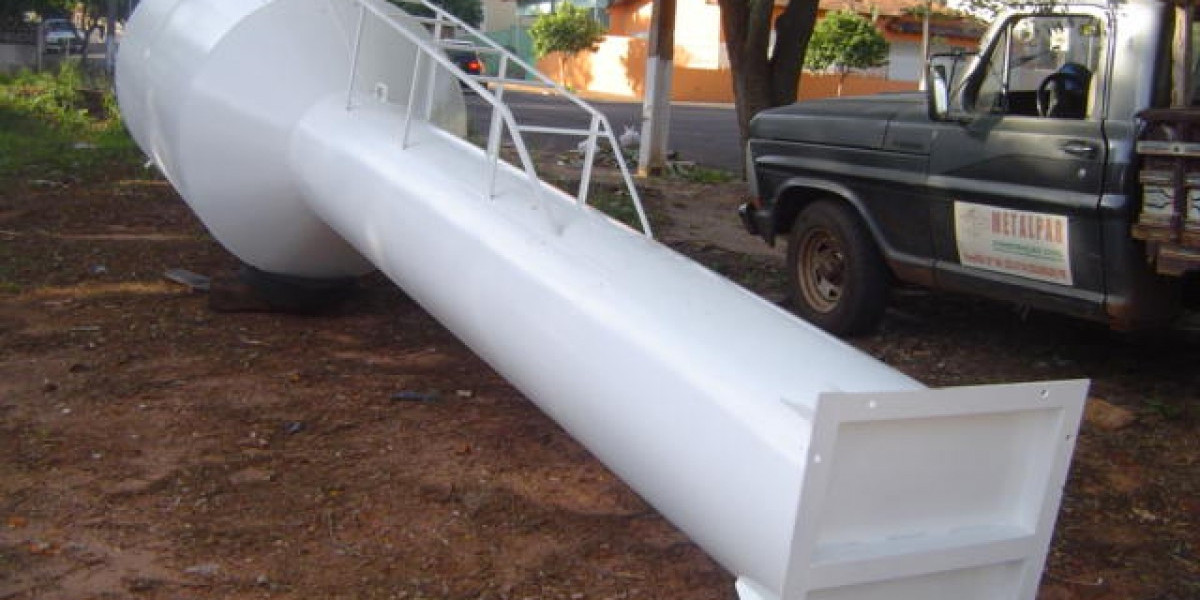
left=1, top=161, right=1197, bottom=600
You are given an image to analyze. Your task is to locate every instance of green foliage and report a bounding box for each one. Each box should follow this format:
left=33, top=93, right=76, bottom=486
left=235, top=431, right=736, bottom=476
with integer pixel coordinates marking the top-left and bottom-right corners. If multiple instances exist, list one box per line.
left=901, top=1, right=963, bottom=19
left=390, top=0, right=483, bottom=28
left=804, top=11, right=890, bottom=75
left=955, top=0, right=1062, bottom=23
left=0, top=64, right=140, bottom=181
left=1, top=1, right=132, bottom=27
left=954, top=0, right=1011, bottom=22
left=588, top=187, right=640, bottom=229
left=673, top=165, right=735, bottom=184
left=1145, top=396, right=1187, bottom=421
left=1, top=1, right=71, bottom=21
left=1, top=63, right=93, bottom=130
left=529, top=2, right=605, bottom=59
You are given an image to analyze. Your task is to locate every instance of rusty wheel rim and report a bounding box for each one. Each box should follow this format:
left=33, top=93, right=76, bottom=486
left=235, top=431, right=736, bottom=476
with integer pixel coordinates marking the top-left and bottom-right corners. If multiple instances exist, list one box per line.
left=797, top=228, right=845, bottom=314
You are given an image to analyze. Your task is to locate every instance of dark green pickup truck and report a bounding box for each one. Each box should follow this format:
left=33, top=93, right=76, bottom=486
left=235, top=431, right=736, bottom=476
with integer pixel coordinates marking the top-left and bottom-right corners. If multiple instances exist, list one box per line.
left=740, top=0, right=1199, bottom=335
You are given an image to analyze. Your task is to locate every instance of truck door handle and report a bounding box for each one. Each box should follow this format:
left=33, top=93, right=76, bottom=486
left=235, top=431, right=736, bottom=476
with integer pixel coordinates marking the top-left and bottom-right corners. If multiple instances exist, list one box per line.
left=1060, top=140, right=1099, bottom=158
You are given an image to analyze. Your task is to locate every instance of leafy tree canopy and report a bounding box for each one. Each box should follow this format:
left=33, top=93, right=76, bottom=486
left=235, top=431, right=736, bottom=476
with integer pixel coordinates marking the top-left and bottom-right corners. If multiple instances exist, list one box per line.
left=528, top=2, right=605, bottom=59
left=804, top=10, right=889, bottom=75
left=391, top=0, right=483, bottom=28
left=2, top=1, right=133, bottom=40
left=955, top=0, right=1050, bottom=23
left=1, top=0, right=74, bottom=21
left=902, top=1, right=978, bottom=21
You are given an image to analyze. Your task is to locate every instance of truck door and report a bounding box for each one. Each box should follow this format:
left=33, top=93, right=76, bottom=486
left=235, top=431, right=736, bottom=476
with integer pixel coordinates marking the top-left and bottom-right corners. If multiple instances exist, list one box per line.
left=928, top=12, right=1110, bottom=315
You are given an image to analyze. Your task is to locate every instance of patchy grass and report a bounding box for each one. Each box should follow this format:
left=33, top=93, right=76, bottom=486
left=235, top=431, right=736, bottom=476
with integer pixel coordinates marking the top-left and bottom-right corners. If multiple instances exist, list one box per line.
left=0, top=65, right=147, bottom=295
left=672, top=164, right=736, bottom=184
left=587, top=186, right=646, bottom=230
left=0, top=65, right=142, bottom=183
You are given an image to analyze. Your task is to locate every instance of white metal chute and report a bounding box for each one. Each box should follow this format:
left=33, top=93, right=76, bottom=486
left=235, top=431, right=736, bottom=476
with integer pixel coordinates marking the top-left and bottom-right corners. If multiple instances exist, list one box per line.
left=781, top=381, right=1084, bottom=600
left=115, top=1, right=1089, bottom=599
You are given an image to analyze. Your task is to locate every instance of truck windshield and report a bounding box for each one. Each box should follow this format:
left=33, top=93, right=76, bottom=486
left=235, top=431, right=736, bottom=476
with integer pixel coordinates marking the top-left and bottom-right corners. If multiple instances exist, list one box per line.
left=974, top=14, right=1106, bottom=118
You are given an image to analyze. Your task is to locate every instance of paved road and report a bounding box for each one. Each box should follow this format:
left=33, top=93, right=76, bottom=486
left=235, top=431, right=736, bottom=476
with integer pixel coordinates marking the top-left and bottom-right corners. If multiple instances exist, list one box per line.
left=464, top=91, right=742, bottom=171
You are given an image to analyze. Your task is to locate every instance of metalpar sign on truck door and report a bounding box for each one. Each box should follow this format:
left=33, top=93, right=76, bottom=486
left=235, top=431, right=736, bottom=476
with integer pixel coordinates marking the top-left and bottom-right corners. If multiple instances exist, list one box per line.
left=954, top=201, right=1073, bottom=286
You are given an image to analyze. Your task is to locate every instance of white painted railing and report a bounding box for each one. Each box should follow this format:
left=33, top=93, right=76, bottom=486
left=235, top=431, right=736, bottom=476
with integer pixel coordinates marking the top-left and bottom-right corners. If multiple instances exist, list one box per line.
left=346, top=0, right=653, bottom=237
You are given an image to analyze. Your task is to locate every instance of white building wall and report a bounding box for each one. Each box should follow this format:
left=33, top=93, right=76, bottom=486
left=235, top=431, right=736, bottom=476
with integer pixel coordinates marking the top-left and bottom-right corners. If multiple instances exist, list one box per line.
left=0, top=43, right=36, bottom=72
left=887, top=40, right=923, bottom=82
left=483, top=0, right=517, bottom=31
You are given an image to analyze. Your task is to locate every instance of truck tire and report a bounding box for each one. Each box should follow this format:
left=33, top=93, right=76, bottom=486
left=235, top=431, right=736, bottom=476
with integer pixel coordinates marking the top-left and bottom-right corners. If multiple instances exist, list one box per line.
left=787, top=200, right=888, bottom=336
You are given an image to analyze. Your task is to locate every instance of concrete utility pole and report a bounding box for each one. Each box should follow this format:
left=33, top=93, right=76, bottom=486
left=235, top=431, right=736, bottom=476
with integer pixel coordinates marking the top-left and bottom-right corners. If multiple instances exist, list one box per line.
left=1173, top=1, right=1194, bottom=106
left=637, top=0, right=675, bottom=176
left=918, top=0, right=931, bottom=90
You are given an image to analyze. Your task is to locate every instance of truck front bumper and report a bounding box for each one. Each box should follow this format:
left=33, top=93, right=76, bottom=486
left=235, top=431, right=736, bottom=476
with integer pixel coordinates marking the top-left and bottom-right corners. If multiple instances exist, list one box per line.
left=738, top=202, right=776, bottom=244
left=737, top=202, right=759, bottom=235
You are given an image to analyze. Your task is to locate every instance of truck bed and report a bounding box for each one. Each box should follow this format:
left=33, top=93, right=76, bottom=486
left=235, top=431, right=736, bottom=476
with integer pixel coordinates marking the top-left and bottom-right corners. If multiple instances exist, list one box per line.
left=1132, top=107, right=1200, bottom=275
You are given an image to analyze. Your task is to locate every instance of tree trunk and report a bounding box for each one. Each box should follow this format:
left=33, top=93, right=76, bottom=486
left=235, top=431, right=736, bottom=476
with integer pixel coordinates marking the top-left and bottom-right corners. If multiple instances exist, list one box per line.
left=717, top=0, right=820, bottom=152
left=768, top=0, right=819, bottom=107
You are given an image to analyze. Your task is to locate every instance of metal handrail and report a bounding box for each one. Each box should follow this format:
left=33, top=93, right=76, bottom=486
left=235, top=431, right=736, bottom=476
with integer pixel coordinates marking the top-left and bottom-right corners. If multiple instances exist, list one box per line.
left=343, top=0, right=653, bottom=238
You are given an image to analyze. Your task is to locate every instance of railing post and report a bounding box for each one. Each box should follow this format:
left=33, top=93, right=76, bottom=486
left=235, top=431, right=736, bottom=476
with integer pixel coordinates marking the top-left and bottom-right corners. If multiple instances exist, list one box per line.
left=485, top=56, right=510, bottom=199
left=401, top=50, right=424, bottom=148
left=608, top=121, right=654, bottom=237
left=424, top=17, right=445, bottom=121
left=577, top=115, right=601, bottom=206
left=345, top=3, right=367, bottom=110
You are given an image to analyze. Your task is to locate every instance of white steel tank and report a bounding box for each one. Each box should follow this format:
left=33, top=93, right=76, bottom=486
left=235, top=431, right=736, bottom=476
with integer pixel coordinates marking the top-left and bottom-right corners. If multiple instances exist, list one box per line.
left=116, top=1, right=1089, bottom=599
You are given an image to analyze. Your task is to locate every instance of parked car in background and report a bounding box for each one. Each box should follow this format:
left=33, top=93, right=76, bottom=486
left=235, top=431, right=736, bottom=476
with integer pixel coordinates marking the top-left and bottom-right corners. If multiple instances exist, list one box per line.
left=42, top=18, right=84, bottom=53
left=443, top=40, right=484, bottom=79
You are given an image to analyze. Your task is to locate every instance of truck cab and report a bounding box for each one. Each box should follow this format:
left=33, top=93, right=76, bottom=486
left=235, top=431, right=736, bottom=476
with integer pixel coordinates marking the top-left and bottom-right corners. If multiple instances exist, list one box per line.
left=741, top=0, right=1199, bottom=335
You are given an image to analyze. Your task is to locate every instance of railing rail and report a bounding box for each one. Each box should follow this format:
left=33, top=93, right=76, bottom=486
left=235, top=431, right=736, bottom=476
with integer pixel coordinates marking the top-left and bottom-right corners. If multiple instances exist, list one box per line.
left=343, top=0, right=653, bottom=238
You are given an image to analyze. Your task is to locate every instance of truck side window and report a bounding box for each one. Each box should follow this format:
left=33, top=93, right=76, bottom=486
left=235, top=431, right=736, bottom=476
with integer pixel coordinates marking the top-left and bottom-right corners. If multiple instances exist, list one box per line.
left=973, top=28, right=1010, bottom=113
left=970, top=15, right=1106, bottom=118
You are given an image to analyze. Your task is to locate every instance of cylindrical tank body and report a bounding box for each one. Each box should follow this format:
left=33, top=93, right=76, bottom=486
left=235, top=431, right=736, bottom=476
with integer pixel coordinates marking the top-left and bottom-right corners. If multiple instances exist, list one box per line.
left=116, top=0, right=466, bottom=277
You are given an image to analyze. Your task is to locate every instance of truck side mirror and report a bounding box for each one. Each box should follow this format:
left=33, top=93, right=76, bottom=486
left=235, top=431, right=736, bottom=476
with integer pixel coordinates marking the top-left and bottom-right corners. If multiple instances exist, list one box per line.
left=928, top=65, right=951, bottom=121
left=926, top=51, right=976, bottom=122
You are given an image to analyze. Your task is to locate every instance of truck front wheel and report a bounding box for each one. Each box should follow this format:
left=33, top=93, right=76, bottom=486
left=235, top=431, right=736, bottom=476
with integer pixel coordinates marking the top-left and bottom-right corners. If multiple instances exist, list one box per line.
left=787, top=201, right=888, bottom=336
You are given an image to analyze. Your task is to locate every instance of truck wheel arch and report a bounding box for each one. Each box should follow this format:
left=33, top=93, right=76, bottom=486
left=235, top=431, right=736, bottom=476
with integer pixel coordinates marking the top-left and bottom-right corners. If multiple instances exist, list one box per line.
left=772, top=180, right=892, bottom=258
left=785, top=198, right=891, bottom=335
